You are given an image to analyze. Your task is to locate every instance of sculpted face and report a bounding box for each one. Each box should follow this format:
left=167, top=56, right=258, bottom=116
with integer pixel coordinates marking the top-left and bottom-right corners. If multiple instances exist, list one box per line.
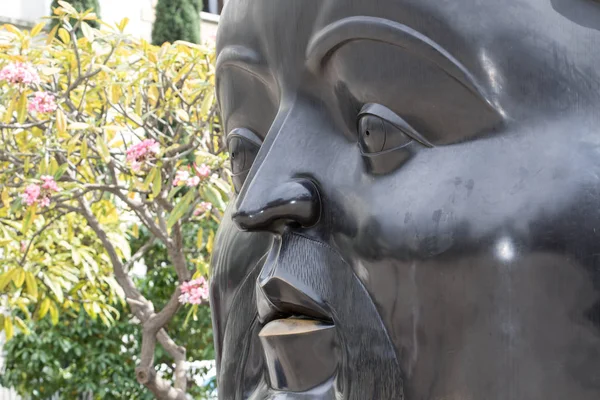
left=210, top=0, right=600, bottom=398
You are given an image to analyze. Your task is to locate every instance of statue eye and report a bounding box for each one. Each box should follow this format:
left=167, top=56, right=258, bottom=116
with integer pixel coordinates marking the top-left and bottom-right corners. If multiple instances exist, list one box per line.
left=227, top=128, right=262, bottom=193
left=358, top=114, right=412, bottom=153
left=357, top=104, right=432, bottom=174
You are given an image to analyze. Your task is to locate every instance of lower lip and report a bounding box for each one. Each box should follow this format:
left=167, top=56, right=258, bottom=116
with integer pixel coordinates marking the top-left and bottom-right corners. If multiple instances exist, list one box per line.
left=259, top=318, right=338, bottom=392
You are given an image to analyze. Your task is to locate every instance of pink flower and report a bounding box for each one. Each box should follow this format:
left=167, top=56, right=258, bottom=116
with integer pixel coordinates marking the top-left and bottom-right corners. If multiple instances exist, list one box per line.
left=0, top=62, right=40, bottom=85
left=186, top=176, right=201, bottom=187
left=126, top=139, right=160, bottom=172
left=21, top=184, right=41, bottom=206
left=38, top=196, right=51, bottom=208
left=179, top=277, right=210, bottom=305
left=21, top=176, right=60, bottom=208
left=28, top=92, right=57, bottom=113
left=174, top=170, right=190, bottom=186
left=40, top=175, right=60, bottom=192
left=193, top=201, right=212, bottom=216
left=193, top=163, right=211, bottom=179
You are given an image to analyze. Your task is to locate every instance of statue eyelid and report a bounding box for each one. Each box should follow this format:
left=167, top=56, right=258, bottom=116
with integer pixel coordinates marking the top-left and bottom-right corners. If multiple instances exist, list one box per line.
left=357, top=103, right=434, bottom=148
left=226, top=128, right=263, bottom=192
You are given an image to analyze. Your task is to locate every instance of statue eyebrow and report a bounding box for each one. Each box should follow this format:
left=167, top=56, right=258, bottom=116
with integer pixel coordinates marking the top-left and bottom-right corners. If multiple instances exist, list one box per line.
left=306, top=16, right=494, bottom=107
left=215, top=45, right=274, bottom=107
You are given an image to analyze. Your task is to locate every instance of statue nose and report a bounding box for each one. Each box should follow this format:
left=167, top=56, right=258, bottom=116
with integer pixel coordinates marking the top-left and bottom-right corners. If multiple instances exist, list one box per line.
left=232, top=179, right=321, bottom=231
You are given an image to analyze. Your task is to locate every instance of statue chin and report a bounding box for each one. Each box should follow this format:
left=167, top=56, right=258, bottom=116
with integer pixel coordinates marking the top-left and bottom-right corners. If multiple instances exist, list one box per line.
left=210, top=0, right=600, bottom=399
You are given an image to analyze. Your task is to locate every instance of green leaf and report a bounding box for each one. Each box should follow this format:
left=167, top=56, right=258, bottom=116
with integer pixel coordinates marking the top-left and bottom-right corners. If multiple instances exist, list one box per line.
left=167, top=189, right=195, bottom=229
left=54, top=164, right=69, bottom=180
left=17, top=92, right=28, bottom=124
left=196, top=227, right=204, bottom=249
left=152, top=169, right=162, bottom=197
left=142, top=167, right=157, bottom=191
left=202, top=184, right=226, bottom=211
left=22, top=204, right=37, bottom=234
left=167, top=184, right=184, bottom=201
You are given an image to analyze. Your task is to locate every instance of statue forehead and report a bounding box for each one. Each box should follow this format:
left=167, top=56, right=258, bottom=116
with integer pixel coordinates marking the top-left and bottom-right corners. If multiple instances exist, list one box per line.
left=216, top=0, right=563, bottom=65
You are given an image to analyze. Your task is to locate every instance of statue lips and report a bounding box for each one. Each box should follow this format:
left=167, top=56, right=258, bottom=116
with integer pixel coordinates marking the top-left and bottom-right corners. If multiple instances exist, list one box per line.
left=259, top=318, right=338, bottom=392
left=255, top=238, right=340, bottom=393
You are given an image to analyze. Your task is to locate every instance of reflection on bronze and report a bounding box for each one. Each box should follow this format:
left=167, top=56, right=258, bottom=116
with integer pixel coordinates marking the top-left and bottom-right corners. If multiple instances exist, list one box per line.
left=210, top=0, right=600, bottom=399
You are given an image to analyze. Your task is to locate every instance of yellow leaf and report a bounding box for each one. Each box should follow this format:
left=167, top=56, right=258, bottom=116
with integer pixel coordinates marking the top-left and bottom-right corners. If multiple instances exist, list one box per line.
left=110, top=84, right=121, bottom=104
left=82, top=12, right=98, bottom=20
left=41, top=67, right=61, bottom=76
left=2, top=95, right=16, bottom=123
left=49, top=302, right=59, bottom=325
left=81, top=139, right=88, bottom=159
left=1, top=187, right=10, bottom=207
left=0, top=268, right=18, bottom=291
left=25, top=272, right=38, bottom=298
left=56, top=109, right=67, bottom=134
left=200, top=91, right=215, bottom=118
left=14, top=317, right=29, bottom=335
left=59, top=28, right=71, bottom=44
left=117, top=17, right=130, bottom=32
left=135, top=93, right=143, bottom=115
left=16, top=92, right=27, bottom=124
left=80, top=21, right=94, bottom=41
left=49, top=158, right=59, bottom=175
left=3, top=24, right=21, bottom=36
left=67, top=122, right=90, bottom=130
left=196, top=227, right=204, bottom=248
left=13, top=268, right=25, bottom=288
left=207, top=230, right=215, bottom=254
left=4, top=317, right=13, bottom=340
left=58, top=1, right=77, bottom=14
left=46, top=24, right=59, bottom=44
left=97, top=136, right=111, bottom=163
left=30, top=21, right=46, bottom=37
left=67, top=133, right=80, bottom=156
left=148, top=86, right=159, bottom=107
left=132, top=224, right=139, bottom=238
left=176, top=109, right=190, bottom=122
left=39, top=297, right=51, bottom=318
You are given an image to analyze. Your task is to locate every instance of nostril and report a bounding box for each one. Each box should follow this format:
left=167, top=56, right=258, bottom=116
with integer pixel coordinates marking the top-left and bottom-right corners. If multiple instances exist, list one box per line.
left=232, top=179, right=321, bottom=231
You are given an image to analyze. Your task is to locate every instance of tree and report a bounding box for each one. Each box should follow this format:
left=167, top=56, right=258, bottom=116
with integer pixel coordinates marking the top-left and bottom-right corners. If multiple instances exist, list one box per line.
left=0, top=248, right=215, bottom=399
left=0, top=5, right=227, bottom=399
left=152, top=0, right=202, bottom=45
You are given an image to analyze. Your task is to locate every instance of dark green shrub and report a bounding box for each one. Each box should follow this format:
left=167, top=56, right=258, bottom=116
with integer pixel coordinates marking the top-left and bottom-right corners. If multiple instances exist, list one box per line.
left=152, top=0, right=202, bottom=45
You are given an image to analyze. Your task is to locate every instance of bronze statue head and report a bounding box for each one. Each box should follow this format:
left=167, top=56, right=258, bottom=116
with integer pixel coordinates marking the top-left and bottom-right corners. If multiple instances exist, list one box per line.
left=210, top=0, right=600, bottom=398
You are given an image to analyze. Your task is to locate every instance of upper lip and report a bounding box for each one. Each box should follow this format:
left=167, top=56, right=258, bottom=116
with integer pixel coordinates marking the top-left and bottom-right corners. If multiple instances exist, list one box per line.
left=256, top=273, right=332, bottom=325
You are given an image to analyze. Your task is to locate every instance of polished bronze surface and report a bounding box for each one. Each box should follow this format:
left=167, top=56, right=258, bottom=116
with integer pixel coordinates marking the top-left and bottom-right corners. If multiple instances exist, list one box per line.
left=210, top=0, right=600, bottom=398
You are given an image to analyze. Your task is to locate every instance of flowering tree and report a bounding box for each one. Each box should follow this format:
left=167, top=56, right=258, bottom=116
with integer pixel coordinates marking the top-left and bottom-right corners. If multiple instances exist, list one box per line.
left=0, top=2, right=228, bottom=399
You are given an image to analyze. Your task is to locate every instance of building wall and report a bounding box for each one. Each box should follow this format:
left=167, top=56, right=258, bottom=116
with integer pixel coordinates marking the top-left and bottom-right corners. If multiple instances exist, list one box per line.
left=0, top=0, right=219, bottom=43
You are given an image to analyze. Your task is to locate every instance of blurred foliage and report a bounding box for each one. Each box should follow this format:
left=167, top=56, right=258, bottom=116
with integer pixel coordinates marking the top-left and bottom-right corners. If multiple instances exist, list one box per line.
left=50, top=0, right=101, bottom=33
left=152, top=0, right=203, bottom=45
left=0, top=4, right=227, bottom=398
